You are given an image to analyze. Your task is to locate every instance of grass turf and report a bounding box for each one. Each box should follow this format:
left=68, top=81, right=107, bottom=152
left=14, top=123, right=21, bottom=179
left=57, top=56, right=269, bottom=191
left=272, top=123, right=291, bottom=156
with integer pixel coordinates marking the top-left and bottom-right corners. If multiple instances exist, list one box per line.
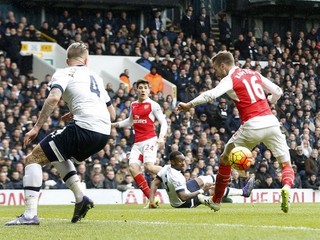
left=1, top=203, right=319, bottom=240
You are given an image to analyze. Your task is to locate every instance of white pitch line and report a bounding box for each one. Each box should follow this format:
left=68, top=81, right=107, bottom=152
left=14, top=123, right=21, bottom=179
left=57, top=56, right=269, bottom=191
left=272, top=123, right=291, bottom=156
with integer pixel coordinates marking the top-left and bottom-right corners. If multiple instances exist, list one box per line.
left=46, top=218, right=320, bottom=232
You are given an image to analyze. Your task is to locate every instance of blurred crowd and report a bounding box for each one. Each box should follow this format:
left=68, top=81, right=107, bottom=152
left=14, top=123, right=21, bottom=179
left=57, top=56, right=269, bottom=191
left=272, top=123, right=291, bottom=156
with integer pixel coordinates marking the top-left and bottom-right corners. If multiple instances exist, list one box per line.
left=1, top=6, right=320, bottom=192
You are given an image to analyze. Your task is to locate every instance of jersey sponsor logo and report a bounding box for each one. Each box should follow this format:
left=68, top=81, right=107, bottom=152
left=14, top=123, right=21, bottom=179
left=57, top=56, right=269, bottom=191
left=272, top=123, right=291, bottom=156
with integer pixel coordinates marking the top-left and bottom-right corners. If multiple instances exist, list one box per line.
left=133, top=115, right=147, bottom=123
left=133, top=119, right=147, bottom=124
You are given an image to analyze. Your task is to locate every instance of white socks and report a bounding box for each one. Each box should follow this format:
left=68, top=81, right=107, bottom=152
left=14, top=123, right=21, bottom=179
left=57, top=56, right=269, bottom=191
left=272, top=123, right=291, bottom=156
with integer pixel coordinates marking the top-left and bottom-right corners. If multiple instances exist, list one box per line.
left=226, top=187, right=243, bottom=196
left=52, top=160, right=84, bottom=203
left=198, top=175, right=214, bottom=184
left=23, top=163, right=42, bottom=218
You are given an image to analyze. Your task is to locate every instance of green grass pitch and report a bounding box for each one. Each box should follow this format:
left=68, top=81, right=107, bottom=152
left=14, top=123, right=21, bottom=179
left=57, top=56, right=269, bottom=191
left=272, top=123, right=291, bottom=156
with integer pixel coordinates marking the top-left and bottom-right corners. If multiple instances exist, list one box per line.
left=1, top=203, right=320, bottom=240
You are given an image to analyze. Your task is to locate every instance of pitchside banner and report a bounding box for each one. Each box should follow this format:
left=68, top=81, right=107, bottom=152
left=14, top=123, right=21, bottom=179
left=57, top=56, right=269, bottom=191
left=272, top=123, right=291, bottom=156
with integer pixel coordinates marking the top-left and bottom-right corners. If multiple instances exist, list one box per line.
left=0, top=189, right=319, bottom=206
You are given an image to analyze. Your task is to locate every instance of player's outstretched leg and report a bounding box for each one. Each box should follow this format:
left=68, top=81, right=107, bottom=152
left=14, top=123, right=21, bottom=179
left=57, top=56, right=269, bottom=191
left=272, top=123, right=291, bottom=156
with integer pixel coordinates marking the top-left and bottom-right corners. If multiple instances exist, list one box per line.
left=71, top=195, right=94, bottom=223
left=242, top=177, right=255, bottom=197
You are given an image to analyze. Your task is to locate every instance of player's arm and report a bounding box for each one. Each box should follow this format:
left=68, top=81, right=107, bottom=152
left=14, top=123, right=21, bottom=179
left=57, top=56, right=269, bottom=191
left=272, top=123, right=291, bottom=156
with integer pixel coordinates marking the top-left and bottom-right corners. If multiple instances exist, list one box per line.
left=177, top=77, right=232, bottom=112
left=111, top=111, right=133, bottom=128
left=24, top=87, right=62, bottom=146
left=106, top=100, right=116, bottom=122
left=260, top=75, right=283, bottom=104
left=149, top=177, right=161, bottom=208
left=176, top=188, right=205, bottom=202
left=104, top=90, right=116, bottom=121
left=153, top=103, right=168, bottom=142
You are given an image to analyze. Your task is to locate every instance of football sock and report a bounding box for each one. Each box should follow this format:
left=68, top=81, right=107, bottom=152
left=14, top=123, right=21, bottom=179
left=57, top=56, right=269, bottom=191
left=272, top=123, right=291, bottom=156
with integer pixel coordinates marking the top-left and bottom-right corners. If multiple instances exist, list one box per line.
left=52, top=160, right=84, bottom=203
left=282, top=165, right=294, bottom=187
left=198, top=175, right=214, bottom=184
left=134, top=173, right=150, bottom=198
left=212, top=163, right=232, bottom=203
left=23, top=163, right=42, bottom=219
left=226, top=187, right=243, bottom=196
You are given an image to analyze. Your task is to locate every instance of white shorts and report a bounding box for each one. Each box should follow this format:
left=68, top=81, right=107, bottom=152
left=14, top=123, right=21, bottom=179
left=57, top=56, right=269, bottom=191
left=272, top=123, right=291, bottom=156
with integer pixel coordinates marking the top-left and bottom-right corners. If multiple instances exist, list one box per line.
left=129, top=137, right=158, bottom=165
left=223, top=125, right=290, bottom=162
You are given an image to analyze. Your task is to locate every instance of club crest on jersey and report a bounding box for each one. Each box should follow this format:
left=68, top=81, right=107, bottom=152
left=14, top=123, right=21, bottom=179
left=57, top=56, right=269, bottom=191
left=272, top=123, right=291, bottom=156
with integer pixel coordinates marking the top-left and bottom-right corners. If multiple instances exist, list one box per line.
left=144, top=105, right=149, bottom=109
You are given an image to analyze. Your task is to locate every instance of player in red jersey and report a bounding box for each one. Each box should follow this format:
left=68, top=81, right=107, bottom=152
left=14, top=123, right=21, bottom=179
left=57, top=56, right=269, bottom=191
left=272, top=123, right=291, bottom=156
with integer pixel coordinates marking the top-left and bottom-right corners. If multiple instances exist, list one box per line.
left=112, top=79, right=167, bottom=206
left=178, top=51, right=294, bottom=213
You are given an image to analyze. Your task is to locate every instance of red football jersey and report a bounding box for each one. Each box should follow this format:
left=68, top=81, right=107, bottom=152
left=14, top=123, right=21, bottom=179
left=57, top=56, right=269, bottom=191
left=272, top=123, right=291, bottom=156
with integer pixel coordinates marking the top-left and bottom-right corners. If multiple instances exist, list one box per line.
left=230, top=68, right=272, bottom=123
left=190, top=67, right=282, bottom=125
left=131, top=99, right=157, bottom=142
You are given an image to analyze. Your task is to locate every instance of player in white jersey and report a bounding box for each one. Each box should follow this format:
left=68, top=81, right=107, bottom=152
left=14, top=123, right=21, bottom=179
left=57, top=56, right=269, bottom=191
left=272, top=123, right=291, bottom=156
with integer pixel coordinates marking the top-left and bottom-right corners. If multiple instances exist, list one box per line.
left=149, top=151, right=255, bottom=208
left=5, top=42, right=115, bottom=226
left=112, top=79, right=167, bottom=206
left=178, top=51, right=294, bottom=213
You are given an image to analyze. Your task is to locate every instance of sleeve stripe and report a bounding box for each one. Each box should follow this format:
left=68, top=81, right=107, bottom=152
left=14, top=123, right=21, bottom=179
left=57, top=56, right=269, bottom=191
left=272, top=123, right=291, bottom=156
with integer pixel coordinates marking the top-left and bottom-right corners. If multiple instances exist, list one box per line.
left=51, top=84, right=64, bottom=94
left=156, top=175, right=162, bottom=182
left=106, top=100, right=112, bottom=106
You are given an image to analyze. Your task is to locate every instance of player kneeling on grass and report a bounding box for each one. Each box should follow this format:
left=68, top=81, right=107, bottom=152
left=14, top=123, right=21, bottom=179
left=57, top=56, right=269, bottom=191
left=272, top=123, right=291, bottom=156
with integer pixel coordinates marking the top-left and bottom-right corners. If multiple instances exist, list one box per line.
left=149, top=151, right=255, bottom=208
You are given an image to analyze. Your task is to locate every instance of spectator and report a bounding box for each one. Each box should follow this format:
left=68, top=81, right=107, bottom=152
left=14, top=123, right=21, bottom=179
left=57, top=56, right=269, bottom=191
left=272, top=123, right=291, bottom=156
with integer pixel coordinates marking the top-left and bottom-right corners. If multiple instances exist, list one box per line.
left=199, top=7, right=211, bottom=38
left=218, top=14, right=232, bottom=50
left=117, top=11, right=130, bottom=31
left=143, top=66, right=164, bottom=94
left=0, top=171, right=13, bottom=189
left=180, top=83, right=199, bottom=103
left=86, top=173, right=104, bottom=189
left=180, top=8, right=195, bottom=38
left=105, top=11, right=117, bottom=33
left=5, top=28, right=22, bottom=68
left=304, top=149, right=320, bottom=178
left=149, top=10, right=163, bottom=33
left=268, top=160, right=282, bottom=179
left=234, top=34, right=249, bottom=60
left=115, top=162, right=128, bottom=184
left=302, top=173, right=320, bottom=190
left=32, top=31, right=45, bottom=42
left=42, top=171, right=56, bottom=189
left=225, top=107, right=241, bottom=135
left=39, top=21, right=52, bottom=37
left=76, top=163, right=91, bottom=183
left=119, top=174, right=137, bottom=189
left=255, top=163, right=269, bottom=187
left=292, top=165, right=302, bottom=188
left=166, top=63, right=179, bottom=84
left=164, top=25, right=178, bottom=46
left=258, top=174, right=278, bottom=189
left=119, top=69, right=131, bottom=91
left=230, top=170, right=245, bottom=189
left=103, top=170, right=118, bottom=189
left=291, top=145, right=307, bottom=179
left=194, top=16, right=210, bottom=41
left=136, top=50, right=152, bottom=70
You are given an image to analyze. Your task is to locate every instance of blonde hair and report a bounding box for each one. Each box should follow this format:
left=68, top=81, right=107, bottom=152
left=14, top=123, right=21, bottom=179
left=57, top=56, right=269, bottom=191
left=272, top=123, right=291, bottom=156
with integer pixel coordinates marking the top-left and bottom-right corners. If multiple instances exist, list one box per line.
left=211, top=50, right=234, bottom=67
left=67, top=42, right=88, bottom=60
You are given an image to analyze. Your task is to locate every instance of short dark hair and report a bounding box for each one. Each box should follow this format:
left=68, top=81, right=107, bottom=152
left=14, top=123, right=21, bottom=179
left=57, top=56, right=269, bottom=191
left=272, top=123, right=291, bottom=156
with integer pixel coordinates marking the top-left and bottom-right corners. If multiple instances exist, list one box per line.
left=169, top=151, right=183, bottom=161
left=136, top=79, right=150, bottom=88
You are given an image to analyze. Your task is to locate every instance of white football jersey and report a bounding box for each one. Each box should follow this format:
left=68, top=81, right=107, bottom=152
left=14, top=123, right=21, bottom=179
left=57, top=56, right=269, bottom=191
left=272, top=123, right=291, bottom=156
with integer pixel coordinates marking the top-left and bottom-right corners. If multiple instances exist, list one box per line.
left=157, top=165, right=190, bottom=207
left=50, top=66, right=111, bottom=135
